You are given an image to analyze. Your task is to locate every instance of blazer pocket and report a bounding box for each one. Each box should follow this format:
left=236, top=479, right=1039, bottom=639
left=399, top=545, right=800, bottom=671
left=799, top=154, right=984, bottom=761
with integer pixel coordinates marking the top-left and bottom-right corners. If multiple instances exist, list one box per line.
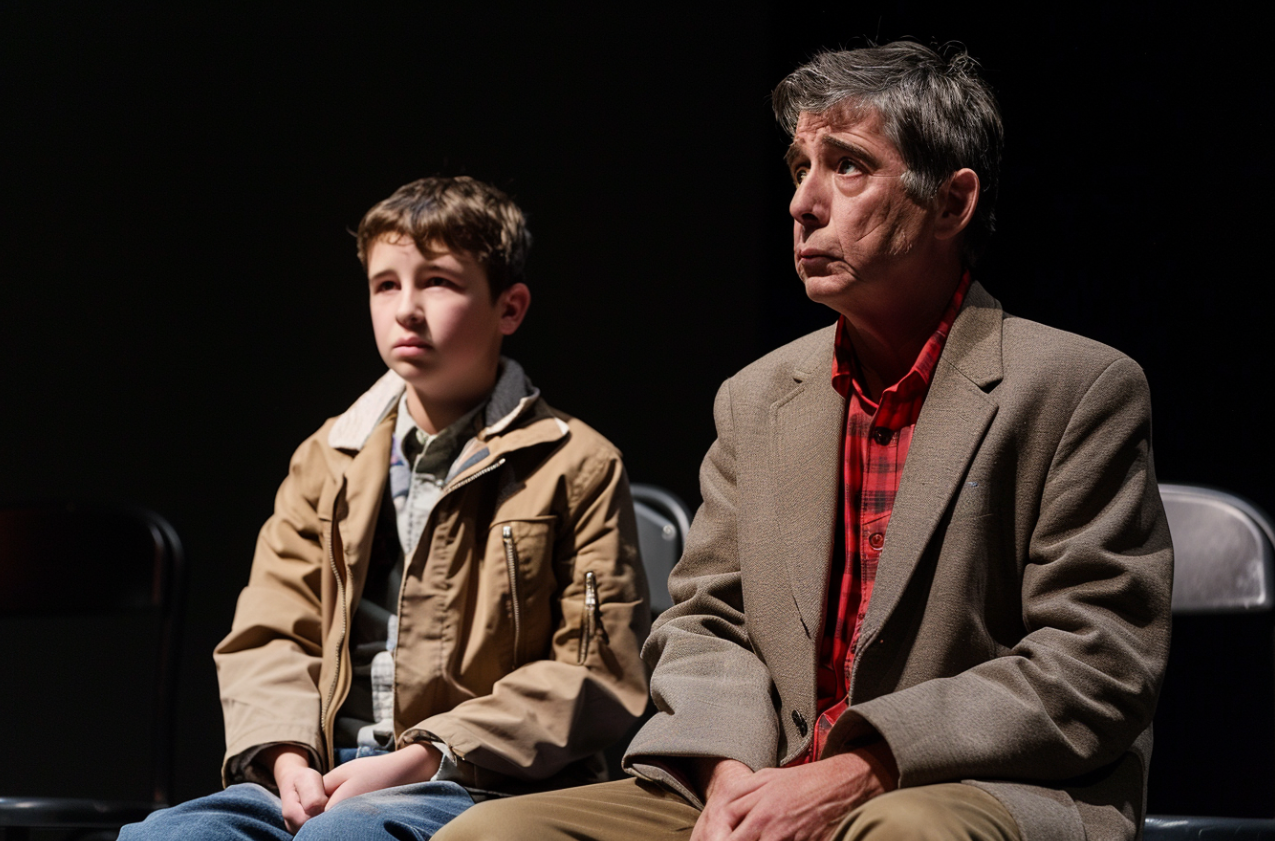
left=949, top=478, right=992, bottom=522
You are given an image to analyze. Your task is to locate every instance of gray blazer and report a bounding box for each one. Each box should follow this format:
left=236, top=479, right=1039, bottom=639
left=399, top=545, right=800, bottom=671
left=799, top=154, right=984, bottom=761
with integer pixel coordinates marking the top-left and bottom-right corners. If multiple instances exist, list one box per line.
left=625, top=283, right=1173, bottom=841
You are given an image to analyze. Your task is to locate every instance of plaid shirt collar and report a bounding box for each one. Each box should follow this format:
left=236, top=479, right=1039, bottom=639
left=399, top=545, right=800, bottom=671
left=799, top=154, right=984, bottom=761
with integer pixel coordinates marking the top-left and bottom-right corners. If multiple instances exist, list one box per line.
left=831, top=270, right=971, bottom=416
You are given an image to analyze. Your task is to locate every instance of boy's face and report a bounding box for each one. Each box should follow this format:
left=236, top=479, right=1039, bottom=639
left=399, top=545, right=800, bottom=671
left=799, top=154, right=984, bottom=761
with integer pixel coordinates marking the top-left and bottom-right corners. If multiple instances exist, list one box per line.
left=368, top=236, right=526, bottom=412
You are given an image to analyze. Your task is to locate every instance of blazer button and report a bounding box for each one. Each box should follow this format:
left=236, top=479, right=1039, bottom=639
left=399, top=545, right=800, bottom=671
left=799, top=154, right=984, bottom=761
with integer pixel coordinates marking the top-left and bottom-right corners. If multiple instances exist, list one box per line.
left=791, top=709, right=808, bottom=736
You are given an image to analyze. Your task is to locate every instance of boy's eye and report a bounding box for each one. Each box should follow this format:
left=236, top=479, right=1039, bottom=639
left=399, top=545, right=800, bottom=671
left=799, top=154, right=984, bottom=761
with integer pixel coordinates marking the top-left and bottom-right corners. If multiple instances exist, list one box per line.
left=793, top=166, right=809, bottom=185
left=423, top=276, right=456, bottom=289
left=374, top=279, right=398, bottom=293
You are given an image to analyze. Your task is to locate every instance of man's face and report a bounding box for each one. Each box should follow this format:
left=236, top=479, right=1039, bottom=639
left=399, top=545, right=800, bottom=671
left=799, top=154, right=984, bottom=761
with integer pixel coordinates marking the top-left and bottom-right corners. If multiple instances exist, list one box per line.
left=367, top=236, right=511, bottom=406
left=787, top=107, right=941, bottom=311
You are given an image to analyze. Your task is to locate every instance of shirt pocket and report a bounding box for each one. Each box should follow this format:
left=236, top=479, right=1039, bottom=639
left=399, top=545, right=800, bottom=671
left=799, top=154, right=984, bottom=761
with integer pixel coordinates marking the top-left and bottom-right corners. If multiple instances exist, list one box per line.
left=488, top=516, right=557, bottom=668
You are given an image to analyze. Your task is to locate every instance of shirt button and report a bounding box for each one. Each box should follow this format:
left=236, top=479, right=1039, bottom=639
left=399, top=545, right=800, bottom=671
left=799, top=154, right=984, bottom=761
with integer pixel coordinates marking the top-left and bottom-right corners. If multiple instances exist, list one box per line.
left=868, top=532, right=885, bottom=550
left=871, top=427, right=893, bottom=445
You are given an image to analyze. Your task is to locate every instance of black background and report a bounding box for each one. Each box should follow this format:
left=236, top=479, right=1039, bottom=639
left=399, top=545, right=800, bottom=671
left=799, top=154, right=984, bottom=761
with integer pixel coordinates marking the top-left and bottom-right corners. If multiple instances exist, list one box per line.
left=3, top=0, right=1271, bottom=816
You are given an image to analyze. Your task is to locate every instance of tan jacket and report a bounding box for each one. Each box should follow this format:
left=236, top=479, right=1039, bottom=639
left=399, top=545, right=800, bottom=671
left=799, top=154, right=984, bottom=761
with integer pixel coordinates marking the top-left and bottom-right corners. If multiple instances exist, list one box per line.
left=627, top=283, right=1173, bottom=841
left=215, top=370, right=650, bottom=793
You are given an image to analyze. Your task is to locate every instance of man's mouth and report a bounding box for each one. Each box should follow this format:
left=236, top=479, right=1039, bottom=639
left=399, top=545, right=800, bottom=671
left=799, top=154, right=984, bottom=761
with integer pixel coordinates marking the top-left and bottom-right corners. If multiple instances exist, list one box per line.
left=796, top=247, right=837, bottom=261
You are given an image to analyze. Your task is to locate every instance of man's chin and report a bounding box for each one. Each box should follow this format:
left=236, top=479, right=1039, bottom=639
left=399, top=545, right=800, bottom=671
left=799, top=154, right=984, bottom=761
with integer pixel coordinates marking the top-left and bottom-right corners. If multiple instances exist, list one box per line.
left=800, top=273, right=858, bottom=307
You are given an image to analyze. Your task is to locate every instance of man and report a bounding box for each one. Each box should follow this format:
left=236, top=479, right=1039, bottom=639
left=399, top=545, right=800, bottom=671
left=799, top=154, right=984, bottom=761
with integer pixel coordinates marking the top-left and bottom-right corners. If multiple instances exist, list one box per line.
left=433, top=41, right=1173, bottom=841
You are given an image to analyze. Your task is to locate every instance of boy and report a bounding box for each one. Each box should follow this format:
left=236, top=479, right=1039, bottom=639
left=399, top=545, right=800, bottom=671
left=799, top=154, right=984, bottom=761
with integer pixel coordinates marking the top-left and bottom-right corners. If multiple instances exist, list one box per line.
left=122, top=176, right=650, bottom=840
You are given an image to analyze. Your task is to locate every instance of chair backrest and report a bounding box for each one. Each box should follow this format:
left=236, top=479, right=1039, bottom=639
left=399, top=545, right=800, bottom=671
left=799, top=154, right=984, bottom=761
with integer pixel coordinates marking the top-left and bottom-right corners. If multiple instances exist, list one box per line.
left=631, top=484, right=693, bottom=616
left=1160, top=483, right=1275, bottom=615
left=1148, top=483, right=1275, bottom=820
left=0, top=501, right=184, bottom=807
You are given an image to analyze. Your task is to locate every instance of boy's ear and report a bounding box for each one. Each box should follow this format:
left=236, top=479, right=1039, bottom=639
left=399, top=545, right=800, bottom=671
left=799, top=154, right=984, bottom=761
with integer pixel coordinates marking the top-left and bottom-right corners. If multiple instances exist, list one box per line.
left=498, top=283, right=531, bottom=336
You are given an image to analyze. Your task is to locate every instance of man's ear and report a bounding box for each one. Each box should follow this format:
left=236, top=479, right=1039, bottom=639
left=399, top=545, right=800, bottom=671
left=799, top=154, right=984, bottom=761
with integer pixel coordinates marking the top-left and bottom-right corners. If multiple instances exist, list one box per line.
left=497, top=283, right=531, bottom=336
left=934, top=168, right=980, bottom=241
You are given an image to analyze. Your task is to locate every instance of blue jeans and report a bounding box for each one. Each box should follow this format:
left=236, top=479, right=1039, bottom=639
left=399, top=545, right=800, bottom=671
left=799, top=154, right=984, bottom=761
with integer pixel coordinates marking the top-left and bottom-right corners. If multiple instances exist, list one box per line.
left=117, top=779, right=477, bottom=841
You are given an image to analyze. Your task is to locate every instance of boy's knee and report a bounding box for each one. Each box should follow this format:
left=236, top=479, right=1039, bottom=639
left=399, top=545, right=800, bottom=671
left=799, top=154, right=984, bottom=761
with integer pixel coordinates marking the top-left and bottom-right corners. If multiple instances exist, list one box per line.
left=117, top=784, right=284, bottom=841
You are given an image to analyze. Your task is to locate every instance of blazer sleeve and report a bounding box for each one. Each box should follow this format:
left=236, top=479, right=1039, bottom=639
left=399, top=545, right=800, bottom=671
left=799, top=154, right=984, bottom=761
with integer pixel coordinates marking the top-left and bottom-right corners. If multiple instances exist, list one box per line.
left=840, top=356, right=1174, bottom=786
left=624, top=379, right=784, bottom=796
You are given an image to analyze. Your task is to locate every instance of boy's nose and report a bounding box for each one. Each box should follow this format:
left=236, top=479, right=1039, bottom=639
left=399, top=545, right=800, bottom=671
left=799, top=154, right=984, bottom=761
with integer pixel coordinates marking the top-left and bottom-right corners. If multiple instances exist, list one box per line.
left=396, top=292, right=425, bottom=326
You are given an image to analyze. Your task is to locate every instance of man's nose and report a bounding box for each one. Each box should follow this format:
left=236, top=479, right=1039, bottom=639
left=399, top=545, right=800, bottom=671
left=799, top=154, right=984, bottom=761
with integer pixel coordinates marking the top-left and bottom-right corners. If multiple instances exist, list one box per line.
left=789, top=175, right=827, bottom=230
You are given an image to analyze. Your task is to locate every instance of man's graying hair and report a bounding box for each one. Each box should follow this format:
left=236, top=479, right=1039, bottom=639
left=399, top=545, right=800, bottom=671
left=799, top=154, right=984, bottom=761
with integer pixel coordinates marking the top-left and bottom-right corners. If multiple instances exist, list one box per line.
left=773, top=41, right=1004, bottom=264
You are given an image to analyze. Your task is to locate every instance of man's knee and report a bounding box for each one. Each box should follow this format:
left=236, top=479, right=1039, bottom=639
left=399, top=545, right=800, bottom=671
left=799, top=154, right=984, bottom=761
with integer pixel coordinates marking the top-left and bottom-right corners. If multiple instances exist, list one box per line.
left=434, top=778, right=696, bottom=841
left=834, top=784, right=1021, bottom=841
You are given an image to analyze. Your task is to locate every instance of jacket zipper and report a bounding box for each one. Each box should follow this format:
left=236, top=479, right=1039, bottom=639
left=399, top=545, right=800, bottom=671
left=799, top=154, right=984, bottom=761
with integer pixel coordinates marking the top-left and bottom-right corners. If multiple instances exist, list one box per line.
left=322, top=518, right=349, bottom=770
left=579, top=570, right=599, bottom=664
left=386, top=456, right=510, bottom=744
left=442, top=457, right=507, bottom=495
left=501, top=525, right=523, bottom=662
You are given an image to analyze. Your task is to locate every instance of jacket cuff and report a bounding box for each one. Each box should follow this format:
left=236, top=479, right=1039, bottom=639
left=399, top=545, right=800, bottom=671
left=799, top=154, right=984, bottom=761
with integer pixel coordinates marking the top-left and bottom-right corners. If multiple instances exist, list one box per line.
left=223, top=741, right=321, bottom=790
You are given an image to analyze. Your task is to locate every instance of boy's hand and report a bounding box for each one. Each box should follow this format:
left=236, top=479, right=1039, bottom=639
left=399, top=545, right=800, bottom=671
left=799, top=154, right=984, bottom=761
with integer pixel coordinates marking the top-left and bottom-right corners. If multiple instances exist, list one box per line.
left=263, top=745, right=328, bottom=834
left=322, top=742, right=443, bottom=810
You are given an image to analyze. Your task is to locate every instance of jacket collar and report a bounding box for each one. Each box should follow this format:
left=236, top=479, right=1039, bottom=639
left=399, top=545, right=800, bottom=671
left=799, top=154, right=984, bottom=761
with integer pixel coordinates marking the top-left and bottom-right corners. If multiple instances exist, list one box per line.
left=935, top=280, right=1003, bottom=390
left=327, top=357, right=553, bottom=454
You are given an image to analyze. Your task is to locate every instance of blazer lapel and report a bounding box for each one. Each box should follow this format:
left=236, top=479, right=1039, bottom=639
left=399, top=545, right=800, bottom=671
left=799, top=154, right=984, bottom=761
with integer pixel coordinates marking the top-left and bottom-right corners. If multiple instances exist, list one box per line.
left=859, top=283, right=1005, bottom=642
left=772, top=337, right=845, bottom=638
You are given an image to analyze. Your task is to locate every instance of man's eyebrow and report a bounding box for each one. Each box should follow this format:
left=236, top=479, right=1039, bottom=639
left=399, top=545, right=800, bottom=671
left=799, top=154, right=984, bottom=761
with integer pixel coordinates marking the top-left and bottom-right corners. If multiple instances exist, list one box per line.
left=784, top=135, right=882, bottom=172
left=820, top=135, right=880, bottom=169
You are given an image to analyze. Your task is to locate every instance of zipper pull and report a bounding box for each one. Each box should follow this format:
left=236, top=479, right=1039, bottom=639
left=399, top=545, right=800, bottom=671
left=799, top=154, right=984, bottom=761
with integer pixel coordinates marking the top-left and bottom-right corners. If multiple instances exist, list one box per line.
left=579, top=571, right=599, bottom=664
left=502, top=525, right=522, bottom=660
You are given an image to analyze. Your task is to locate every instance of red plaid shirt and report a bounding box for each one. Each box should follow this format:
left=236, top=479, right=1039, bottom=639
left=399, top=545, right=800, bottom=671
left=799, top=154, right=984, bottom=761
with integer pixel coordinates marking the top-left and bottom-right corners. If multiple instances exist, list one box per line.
left=790, top=271, right=970, bottom=765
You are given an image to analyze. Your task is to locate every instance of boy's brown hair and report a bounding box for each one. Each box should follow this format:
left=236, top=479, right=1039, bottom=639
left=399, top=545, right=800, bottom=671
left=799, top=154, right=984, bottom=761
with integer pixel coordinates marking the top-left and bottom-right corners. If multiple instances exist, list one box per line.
left=357, top=176, right=531, bottom=299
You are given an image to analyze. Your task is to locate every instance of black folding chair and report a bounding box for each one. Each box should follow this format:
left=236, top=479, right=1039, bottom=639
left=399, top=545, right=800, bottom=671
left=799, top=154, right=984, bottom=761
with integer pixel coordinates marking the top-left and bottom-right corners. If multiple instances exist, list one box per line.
left=0, top=501, right=184, bottom=840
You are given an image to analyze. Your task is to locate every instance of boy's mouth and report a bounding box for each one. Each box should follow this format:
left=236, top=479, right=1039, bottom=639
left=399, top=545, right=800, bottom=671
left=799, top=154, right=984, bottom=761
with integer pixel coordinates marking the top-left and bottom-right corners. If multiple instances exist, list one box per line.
left=394, top=336, right=432, bottom=349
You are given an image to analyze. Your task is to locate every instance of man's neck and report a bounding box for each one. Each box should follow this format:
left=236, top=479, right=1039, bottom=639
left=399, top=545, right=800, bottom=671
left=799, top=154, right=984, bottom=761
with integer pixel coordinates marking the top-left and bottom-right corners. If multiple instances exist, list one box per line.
left=838, top=270, right=964, bottom=402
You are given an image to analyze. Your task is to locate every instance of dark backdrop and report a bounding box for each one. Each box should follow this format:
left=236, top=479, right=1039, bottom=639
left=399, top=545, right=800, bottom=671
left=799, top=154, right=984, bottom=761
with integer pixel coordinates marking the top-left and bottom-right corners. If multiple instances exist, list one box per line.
left=3, top=0, right=1270, bottom=816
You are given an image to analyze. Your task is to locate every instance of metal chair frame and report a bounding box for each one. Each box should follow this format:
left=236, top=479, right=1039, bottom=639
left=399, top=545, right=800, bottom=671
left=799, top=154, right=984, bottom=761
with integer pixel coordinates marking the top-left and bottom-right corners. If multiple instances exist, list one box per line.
left=0, top=501, right=185, bottom=840
left=1145, top=483, right=1275, bottom=840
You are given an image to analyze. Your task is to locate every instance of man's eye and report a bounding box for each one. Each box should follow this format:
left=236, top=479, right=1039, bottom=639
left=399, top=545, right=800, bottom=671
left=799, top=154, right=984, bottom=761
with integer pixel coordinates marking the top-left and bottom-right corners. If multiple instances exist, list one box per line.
left=793, top=167, right=809, bottom=185
left=836, top=159, right=859, bottom=175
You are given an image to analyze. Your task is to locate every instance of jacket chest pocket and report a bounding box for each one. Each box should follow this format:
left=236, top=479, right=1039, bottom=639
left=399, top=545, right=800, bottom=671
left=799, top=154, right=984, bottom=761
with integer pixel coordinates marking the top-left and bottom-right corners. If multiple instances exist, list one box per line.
left=488, top=516, right=557, bottom=667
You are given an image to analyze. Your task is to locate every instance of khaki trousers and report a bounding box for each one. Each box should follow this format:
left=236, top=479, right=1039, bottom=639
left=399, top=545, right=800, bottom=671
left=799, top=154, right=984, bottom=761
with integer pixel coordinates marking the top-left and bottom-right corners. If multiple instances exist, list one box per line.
left=431, top=777, right=1022, bottom=841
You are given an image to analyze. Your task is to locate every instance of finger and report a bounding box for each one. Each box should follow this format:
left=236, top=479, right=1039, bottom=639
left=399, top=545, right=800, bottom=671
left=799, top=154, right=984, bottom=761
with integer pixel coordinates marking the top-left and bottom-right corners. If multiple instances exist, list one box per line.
left=696, top=794, right=748, bottom=841
left=322, top=765, right=350, bottom=796
left=279, top=787, right=312, bottom=835
left=692, top=808, right=731, bottom=841
left=324, top=779, right=359, bottom=811
left=715, top=784, right=773, bottom=841
left=294, top=770, right=329, bottom=815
